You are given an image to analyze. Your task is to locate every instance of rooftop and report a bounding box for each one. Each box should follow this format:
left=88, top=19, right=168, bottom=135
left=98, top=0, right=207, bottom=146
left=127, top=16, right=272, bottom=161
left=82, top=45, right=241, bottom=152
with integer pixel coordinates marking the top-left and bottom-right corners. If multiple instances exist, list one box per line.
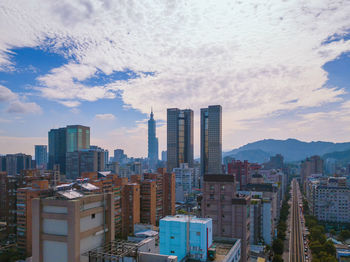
left=187, top=238, right=240, bottom=262
left=161, top=215, right=211, bottom=224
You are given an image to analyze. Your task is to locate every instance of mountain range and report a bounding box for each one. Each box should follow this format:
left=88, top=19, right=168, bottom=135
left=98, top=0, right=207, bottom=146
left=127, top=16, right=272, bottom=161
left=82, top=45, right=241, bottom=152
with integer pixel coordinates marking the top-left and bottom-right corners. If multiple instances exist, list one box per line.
left=224, top=139, right=350, bottom=163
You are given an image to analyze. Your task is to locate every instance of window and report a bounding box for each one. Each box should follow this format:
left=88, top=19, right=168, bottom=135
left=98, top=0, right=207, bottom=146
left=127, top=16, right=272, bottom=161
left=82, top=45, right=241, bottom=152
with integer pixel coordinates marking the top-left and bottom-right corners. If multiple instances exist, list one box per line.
left=196, top=232, right=200, bottom=236
left=91, top=213, right=95, bottom=219
left=221, top=185, right=225, bottom=190
left=210, top=194, right=214, bottom=200
left=210, top=185, right=214, bottom=190
left=170, top=236, right=174, bottom=239
left=207, top=204, right=210, bottom=207
left=171, top=251, right=175, bottom=254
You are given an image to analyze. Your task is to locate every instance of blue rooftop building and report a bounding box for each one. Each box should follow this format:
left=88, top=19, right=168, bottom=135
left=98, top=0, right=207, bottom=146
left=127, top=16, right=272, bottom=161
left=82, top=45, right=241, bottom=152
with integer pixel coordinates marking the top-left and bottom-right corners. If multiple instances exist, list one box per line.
left=160, top=215, right=213, bottom=261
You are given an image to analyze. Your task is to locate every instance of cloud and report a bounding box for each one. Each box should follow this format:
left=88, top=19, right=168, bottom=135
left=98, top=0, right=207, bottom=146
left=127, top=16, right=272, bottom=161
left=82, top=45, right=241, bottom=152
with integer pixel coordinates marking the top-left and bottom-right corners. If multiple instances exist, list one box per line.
left=58, top=100, right=81, bottom=107
left=0, top=85, right=17, bottom=101
left=1, top=0, right=350, bottom=154
left=6, top=100, right=42, bottom=114
left=0, top=85, right=42, bottom=114
left=95, top=113, right=115, bottom=120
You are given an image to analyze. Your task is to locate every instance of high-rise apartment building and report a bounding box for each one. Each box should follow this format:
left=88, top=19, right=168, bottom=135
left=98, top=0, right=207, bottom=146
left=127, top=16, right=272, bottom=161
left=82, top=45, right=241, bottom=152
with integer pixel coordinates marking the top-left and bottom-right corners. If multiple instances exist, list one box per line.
left=121, top=183, right=140, bottom=237
left=0, top=172, right=8, bottom=223
left=301, top=155, right=324, bottom=191
left=140, top=179, right=157, bottom=225
left=167, top=108, right=194, bottom=172
left=17, top=180, right=51, bottom=257
left=48, top=127, right=67, bottom=172
left=148, top=109, right=159, bottom=169
left=200, top=105, right=222, bottom=176
left=32, top=192, right=114, bottom=262
left=35, top=145, right=48, bottom=169
left=202, top=174, right=251, bottom=262
left=173, top=163, right=194, bottom=202
left=3, top=153, right=32, bottom=176
left=163, top=172, right=176, bottom=217
left=307, top=176, right=350, bottom=223
left=144, top=172, right=164, bottom=221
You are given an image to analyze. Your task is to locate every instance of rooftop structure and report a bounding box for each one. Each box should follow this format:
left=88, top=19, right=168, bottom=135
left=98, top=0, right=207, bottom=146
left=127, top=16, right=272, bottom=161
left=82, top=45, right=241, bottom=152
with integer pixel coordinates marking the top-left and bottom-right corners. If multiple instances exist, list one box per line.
left=160, top=215, right=213, bottom=261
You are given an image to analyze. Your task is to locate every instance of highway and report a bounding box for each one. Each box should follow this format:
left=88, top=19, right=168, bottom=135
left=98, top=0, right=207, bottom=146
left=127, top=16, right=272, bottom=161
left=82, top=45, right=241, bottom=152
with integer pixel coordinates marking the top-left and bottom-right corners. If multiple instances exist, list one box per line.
left=289, top=179, right=306, bottom=262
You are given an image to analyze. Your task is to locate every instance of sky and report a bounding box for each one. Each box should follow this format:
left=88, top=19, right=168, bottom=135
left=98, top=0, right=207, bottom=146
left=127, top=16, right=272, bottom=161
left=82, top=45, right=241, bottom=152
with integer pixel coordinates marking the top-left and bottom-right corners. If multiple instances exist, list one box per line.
left=0, top=0, right=350, bottom=158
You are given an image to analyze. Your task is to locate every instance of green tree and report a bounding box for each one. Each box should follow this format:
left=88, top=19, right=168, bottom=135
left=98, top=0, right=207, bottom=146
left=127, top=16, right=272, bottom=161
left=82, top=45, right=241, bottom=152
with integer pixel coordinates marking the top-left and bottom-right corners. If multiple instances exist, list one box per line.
left=323, top=240, right=336, bottom=256
left=309, top=240, right=323, bottom=254
left=272, top=254, right=284, bottom=262
left=272, top=238, right=284, bottom=255
left=339, top=230, right=350, bottom=241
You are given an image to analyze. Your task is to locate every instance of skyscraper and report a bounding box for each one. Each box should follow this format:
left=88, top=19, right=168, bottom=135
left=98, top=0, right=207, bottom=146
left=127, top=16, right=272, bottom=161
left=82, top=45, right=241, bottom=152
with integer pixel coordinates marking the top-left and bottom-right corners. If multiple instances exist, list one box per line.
left=48, top=127, right=66, bottom=172
left=167, top=108, right=194, bottom=172
left=66, top=125, right=90, bottom=153
left=35, top=145, right=47, bottom=168
left=148, top=109, right=159, bottom=169
left=200, top=105, right=222, bottom=176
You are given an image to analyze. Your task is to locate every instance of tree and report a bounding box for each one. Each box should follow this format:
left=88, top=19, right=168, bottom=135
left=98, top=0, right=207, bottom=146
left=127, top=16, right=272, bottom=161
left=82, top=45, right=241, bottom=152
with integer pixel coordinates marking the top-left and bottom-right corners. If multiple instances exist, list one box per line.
left=309, top=240, right=323, bottom=255
left=323, top=240, right=336, bottom=256
left=272, top=238, right=284, bottom=255
left=339, top=230, right=350, bottom=241
left=272, top=254, right=284, bottom=262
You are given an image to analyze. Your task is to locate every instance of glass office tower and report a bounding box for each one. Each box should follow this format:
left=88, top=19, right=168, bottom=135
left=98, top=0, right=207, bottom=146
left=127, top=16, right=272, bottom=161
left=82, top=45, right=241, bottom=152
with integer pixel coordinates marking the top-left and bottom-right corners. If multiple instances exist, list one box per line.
left=167, top=108, right=194, bottom=172
left=200, top=105, right=222, bottom=176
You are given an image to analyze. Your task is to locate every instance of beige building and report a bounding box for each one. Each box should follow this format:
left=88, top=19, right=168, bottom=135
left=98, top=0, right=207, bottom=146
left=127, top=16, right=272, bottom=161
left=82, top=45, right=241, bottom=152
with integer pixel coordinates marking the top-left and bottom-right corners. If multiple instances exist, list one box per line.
left=32, top=192, right=114, bottom=262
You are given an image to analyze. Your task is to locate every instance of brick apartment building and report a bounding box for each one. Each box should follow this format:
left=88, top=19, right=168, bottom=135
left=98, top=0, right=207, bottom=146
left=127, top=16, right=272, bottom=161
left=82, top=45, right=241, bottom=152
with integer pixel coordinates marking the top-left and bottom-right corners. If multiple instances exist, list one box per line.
left=202, top=174, right=251, bottom=262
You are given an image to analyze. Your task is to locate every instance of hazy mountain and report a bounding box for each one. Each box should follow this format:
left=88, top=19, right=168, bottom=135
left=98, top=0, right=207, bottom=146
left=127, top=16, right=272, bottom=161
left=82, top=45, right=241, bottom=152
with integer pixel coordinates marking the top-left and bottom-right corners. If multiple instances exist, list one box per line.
left=224, top=139, right=350, bottom=162
left=322, top=149, right=350, bottom=164
left=224, top=149, right=271, bottom=163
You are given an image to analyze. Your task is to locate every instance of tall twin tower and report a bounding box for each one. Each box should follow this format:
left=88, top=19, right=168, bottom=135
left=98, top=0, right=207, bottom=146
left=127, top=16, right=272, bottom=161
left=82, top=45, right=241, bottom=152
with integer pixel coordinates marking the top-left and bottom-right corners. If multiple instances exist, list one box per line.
left=166, top=105, right=222, bottom=176
left=148, top=105, right=222, bottom=175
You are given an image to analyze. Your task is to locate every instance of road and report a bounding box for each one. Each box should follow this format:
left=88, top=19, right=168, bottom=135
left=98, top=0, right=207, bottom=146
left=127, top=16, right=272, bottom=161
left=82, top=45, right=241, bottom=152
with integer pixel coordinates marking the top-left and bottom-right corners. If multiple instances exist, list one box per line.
left=289, top=179, right=306, bottom=262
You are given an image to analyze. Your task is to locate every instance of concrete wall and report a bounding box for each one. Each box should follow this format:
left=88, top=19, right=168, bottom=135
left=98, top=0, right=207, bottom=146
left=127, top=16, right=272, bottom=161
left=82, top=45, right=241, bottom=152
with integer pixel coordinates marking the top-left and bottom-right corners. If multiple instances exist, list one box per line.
left=43, top=241, right=67, bottom=262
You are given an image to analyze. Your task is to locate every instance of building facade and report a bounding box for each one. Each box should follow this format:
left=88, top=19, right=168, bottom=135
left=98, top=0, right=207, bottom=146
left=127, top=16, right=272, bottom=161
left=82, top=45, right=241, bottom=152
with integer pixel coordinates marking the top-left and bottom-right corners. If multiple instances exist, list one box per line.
left=167, top=108, right=194, bottom=172
left=200, top=105, right=222, bottom=176
left=160, top=215, right=213, bottom=261
left=148, top=109, right=159, bottom=170
left=201, top=174, right=251, bottom=262
left=48, top=127, right=67, bottom=173
left=32, top=192, right=114, bottom=262
left=66, top=125, right=90, bottom=153
left=140, top=180, right=157, bottom=226
left=17, top=180, right=51, bottom=257
left=173, top=163, right=194, bottom=202
left=35, top=145, right=48, bottom=169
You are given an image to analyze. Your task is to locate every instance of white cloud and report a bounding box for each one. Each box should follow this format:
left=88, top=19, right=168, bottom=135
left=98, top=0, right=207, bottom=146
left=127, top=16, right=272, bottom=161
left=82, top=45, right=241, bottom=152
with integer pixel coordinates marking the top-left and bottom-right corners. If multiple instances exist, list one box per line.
left=0, top=0, right=350, bottom=154
left=58, top=100, right=81, bottom=107
left=0, top=85, right=42, bottom=114
left=95, top=113, right=115, bottom=120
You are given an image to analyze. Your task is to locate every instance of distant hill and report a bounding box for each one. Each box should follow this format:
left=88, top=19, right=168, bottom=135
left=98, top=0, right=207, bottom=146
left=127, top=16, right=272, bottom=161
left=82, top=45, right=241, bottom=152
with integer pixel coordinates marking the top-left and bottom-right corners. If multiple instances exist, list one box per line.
left=322, top=149, right=350, bottom=164
left=224, top=149, right=271, bottom=164
left=224, top=139, right=350, bottom=163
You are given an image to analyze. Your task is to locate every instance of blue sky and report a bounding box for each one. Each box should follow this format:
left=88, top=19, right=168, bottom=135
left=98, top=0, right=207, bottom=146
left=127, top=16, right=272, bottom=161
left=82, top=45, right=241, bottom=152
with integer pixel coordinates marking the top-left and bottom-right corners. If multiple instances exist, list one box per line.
left=1, top=1, right=350, bottom=157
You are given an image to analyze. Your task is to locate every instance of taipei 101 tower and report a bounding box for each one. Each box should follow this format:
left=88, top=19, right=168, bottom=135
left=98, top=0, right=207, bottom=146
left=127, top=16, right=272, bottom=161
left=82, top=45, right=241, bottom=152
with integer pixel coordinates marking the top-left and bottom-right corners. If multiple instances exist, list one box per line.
left=148, top=108, right=159, bottom=169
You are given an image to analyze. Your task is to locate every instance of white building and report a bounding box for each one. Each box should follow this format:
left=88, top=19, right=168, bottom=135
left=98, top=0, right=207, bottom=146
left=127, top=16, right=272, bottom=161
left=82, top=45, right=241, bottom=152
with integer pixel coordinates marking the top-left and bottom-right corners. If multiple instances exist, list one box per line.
left=173, top=163, right=194, bottom=202
left=313, top=177, right=350, bottom=223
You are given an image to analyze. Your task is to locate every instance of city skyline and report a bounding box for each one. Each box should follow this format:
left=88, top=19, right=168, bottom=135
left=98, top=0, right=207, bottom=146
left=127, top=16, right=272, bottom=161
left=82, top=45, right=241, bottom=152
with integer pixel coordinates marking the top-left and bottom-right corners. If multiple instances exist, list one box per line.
left=0, top=1, right=350, bottom=158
